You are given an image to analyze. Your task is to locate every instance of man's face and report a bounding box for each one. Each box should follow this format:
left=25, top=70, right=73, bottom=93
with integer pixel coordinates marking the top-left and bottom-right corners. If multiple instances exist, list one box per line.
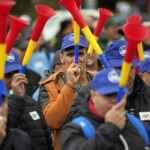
left=105, top=26, right=120, bottom=41
left=140, top=72, right=150, bottom=86
left=91, top=91, right=117, bottom=116
left=13, top=48, right=25, bottom=63
left=4, top=71, right=19, bottom=90
left=86, top=51, right=98, bottom=67
left=91, top=91, right=127, bottom=116
left=60, top=47, right=87, bottom=72
left=112, top=67, right=136, bottom=93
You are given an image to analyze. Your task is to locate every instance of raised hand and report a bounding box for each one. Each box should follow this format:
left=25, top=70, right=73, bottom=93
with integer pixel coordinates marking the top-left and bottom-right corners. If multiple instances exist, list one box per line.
left=105, top=95, right=127, bottom=130
left=11, top=73, right=28, bottom=97
left=66, top=62, right=81, bottom=87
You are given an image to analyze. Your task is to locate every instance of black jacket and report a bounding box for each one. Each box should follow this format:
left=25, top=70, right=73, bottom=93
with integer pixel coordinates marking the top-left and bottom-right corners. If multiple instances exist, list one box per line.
left=126, top=75, right=150, bottom=124
left=61, top=98, right=149, bottom=150
left=7, top=94, right=53, bottom=150
left=0, top=128, right=31, bottom=150
left=67, top=75, right=150, bottom=126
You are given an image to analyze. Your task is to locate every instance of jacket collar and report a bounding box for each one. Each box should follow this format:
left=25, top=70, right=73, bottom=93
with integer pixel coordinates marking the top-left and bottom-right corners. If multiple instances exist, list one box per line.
left=89, top=97, right=104, bottom=119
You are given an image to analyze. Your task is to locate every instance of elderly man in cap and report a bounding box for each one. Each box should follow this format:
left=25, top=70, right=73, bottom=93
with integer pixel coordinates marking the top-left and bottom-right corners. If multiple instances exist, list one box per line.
left=105, top=40, right=150, bottom=123
left=39, top=33, right=93, bottom=150
left=67, top=40, right=150, bottom=124
left=0, top=81, right=31, bottom=150
left=61, top=68, right=150, bottom=150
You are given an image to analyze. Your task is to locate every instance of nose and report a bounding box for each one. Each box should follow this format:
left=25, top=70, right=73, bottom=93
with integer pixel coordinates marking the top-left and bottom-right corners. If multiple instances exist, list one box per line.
left=108, top=98, right=116, bottom=105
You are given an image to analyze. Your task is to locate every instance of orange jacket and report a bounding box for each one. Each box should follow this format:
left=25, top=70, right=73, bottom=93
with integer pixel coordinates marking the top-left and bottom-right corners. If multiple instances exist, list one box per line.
left=40, top=71, right=94, bottom=150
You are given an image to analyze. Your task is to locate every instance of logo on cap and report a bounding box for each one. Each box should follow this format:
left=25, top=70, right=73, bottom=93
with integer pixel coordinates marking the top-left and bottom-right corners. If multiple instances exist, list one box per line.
left=108, top=70, right=120, bottom=83
left=69, top=35, right=74, bottom=41
left=119, top=45, right=126, bottom=56
left=144, top=52, right=150, bottom=59
left=7, top=53, right=15, bottom=62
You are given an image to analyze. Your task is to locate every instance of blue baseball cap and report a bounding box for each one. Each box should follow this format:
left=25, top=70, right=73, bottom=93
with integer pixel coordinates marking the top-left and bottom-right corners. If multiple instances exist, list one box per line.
left=61, top=33, right=88, bottom=51
left=92, top=68, right=129, bottom=95
left=105, top=40, right=137, bottom=67
left=5, top=50, right=21, bottom=74
left=1, top=81, right=9, bottom=97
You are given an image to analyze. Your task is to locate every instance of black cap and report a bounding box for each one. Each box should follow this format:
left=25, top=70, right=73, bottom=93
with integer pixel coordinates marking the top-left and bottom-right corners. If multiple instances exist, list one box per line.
left=60, top=19, right=72, bottom=33
left=13, top=35, right=28, bottom=51
left=104, top=16, right=122, bottom=28
left=52, top=50, right=62, bottom=69
left=24, top=28, right=33, bottom=40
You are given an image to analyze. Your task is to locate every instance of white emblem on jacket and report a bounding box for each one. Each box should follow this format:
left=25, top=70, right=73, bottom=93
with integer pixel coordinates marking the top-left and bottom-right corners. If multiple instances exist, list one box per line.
left=139, top=112, right=150, bottom=121
left=29, top=111, right=40, bottom=120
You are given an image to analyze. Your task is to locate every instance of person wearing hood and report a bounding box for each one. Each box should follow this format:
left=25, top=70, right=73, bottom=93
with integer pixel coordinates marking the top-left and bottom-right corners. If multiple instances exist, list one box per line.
left=0, top=81, right=31, bottom=150
left=4, top=50, right=53, bottom=150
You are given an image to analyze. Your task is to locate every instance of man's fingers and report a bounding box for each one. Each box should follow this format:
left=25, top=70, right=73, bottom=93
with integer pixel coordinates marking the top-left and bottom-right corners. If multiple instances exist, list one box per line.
left=12, top=76, right=28, bottom=83
left=69, top=66, right=81, bottom=73
left=69, top=62, right=81, bottom=69
left=115, top=98, right=126, bottom=110
left=14, top=79, right=28, bottom=85
left=69, top=62, right=77, bottom=68
left=15, top=77, right=28, bottom=83
left=12, top=73, right=26, bottom=81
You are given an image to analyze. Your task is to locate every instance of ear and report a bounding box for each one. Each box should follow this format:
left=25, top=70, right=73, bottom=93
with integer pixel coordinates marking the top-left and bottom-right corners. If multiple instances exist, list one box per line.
left=59, top=53, right=64, bottom=64
left=90, top=90, right=96, bottom=103
left=102, top=65, right=106, bottom=69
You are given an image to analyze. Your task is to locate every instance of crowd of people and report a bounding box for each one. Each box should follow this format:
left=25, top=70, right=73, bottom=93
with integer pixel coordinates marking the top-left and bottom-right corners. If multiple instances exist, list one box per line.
left=1, top=5, right=150, bottom=150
